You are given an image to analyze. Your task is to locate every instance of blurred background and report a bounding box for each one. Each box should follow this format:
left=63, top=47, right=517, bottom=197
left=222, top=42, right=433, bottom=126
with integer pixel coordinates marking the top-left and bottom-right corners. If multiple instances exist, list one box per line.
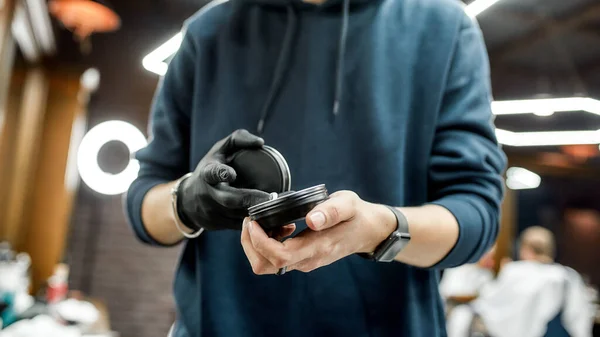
left=0, top=0, right=598, bottom=336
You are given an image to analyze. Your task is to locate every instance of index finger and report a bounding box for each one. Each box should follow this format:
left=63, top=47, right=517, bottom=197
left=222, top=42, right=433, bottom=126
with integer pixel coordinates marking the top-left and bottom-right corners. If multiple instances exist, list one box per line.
left=248, top=221, right=293, bottom=269
left=210, top=183, right=271, bottom=209
left=241, top=218, right=279, bottom=275
left=221, top=129, right=264, bottom=155
left=249, top=224, right=325, bottom=269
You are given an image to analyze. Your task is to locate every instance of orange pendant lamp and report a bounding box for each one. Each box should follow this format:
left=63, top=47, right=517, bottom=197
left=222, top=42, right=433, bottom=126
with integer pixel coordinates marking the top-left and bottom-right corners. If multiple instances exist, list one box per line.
left=49, top=0, right=120, bottom=51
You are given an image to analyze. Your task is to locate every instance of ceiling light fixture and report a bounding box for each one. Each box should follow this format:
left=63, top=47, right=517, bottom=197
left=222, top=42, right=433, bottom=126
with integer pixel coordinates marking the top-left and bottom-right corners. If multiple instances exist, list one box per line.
left=492, top=97, right=600, bottom=116
left=143, top=0, right=500, bottom=76
left=142, top=32, right=183, bottom=76
left=506, top=167, right=541, bottom=190
left=25, top=0, right=56, bottom=55
left=465, top=0, right=503, bottom=18
left=142, top=0, right=227, bottom=76
left=12, top=3, right=40, bottom=62
left=49, top=0, right=121, bottom=42
left=496, top=129, right=600, bottom=147
left=533, top=109, right=555, bottom=117
left=11, top=0, right=57, bottom=63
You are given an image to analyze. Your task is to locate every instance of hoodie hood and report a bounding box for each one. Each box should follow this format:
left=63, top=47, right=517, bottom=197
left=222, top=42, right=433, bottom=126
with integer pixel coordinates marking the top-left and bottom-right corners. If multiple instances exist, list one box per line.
left=232, top=0, right=360, bottom=133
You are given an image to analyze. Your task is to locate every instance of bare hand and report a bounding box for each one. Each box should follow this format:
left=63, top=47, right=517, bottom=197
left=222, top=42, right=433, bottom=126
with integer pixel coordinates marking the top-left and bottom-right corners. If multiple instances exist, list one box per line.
left=240, top=191, right=396, bottom=275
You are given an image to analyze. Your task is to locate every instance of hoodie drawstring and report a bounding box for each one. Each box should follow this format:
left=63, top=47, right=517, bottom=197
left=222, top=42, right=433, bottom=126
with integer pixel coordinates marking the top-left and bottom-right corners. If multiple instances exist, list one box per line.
left=256, top=0, right=350, bottom=134
left=257, top=5, right=298, bottom=134
left=333, top=0, right=350, bottom=116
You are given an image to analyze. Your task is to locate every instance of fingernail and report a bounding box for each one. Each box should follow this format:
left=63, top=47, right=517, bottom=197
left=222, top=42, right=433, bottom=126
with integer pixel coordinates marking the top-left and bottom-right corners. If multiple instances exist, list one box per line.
left=218, top=169, right=230, bottom=181
left=310, top=212, right=325, bottom=228
left=248, top=221, right=254, bottom=233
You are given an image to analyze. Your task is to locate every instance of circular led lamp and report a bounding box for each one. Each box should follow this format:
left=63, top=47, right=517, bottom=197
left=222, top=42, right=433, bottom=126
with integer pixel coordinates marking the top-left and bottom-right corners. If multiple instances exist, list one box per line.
left=77, top=121, right=147, bottom=195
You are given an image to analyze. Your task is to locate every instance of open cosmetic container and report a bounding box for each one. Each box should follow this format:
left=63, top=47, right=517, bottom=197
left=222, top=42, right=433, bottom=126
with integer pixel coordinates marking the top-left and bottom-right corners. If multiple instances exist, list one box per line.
left=228, top=146, right=329, bottom=231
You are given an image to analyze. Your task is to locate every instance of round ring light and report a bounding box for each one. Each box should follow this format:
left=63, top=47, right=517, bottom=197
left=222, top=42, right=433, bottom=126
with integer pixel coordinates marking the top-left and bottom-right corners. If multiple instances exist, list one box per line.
left=77, top=120, right=147, bottom=195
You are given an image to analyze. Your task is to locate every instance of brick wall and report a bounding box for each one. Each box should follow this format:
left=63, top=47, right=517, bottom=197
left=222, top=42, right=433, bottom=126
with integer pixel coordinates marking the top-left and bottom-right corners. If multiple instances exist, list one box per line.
left=66, top=186, right=181, bottom=337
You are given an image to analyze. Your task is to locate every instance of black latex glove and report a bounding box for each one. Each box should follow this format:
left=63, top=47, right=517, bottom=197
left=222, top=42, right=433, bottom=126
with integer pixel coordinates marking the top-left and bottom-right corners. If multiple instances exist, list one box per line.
left=177, top=129, right=272, bottom=231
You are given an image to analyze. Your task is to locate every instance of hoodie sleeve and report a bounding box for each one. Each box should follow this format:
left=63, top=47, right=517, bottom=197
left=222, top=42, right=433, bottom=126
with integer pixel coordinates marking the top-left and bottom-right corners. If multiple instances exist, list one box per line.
left=124, top=29, right=196, bottom=246
left=428, top=14, right=507, bottom=269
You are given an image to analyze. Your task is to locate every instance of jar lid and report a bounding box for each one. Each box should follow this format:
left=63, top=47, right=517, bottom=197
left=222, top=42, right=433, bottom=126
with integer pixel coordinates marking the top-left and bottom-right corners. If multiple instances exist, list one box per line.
left=228, top=146, right=291, bottom=194
left=248, top=185, right=327, bottom=215
left=247, top=185, right=329, bottom=231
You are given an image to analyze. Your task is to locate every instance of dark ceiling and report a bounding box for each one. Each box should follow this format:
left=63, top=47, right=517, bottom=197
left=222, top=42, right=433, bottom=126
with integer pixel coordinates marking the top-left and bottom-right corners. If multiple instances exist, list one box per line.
left=475, top=0, right=600, bottom=98
left=52, top=0, right=210, bottom=130
left=463, top=0, right=600, bottom=168
left=50, top=0, right=600, bottom=168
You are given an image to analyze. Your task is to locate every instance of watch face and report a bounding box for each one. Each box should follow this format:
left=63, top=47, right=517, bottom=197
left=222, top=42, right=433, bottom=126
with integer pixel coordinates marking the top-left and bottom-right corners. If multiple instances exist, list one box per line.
left=374, top=207, right=411, bottom=262
left=374, top=235, right=400, bottom=262
left=376, top=236, right=410, bottom=262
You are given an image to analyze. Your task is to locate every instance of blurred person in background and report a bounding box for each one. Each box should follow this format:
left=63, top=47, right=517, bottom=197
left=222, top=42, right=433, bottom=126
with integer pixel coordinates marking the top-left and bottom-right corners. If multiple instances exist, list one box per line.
left=125, top=0, right=507, bottom=336
left=439, top=245, right=497, bottom=311
left=518, top=226, right=556, bottom=264
left=447, top=226, right=595, bottom=337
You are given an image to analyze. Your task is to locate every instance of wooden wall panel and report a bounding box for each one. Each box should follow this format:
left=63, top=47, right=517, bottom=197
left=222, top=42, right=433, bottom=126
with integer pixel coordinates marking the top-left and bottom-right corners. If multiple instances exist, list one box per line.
left=20, top=70, right=85, bottom=291
left=0, top=72, right=21, bottom=240
left=495, top=186, right=517, bottom=274
left=3, top=69, right=49, bottom=246
left=0, top=0, right=16, bottom=240
left=0, top=63, right=85, bottom=291
left=0, top=0, right=15, bottom=105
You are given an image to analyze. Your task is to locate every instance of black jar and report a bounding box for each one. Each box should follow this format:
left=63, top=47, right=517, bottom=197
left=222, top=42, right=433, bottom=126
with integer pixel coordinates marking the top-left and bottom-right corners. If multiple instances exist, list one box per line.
left=228, top=146, right=328, bottom=231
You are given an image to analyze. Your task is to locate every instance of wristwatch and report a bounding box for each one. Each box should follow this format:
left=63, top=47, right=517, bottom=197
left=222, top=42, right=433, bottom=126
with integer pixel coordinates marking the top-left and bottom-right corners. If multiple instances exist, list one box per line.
left=360, top=206, right=411, bottom=262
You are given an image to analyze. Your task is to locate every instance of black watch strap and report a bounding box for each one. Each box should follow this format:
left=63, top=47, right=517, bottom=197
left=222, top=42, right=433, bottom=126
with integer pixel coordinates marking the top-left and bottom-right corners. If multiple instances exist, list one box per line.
left=359, top=206, right=411, bottom=262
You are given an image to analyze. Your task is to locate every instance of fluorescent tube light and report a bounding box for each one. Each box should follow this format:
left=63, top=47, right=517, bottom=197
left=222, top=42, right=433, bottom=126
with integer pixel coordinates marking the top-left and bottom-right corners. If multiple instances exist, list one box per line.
left=492, top=97, right=600, bottom=116
left=25, top=0, right=56, bottom=55
left=533, top=109, right=555, bottom=117
left=11, top=0, right=56, bottom=62
left=143, top=0, right=501, bottom=75
left=142, top=32, right=183, bottom=76
left=465, top=0, right=503, bottom=18
left=496, top=129, right=600, bottom=147
left=142, top=0, right=228, bottom=76
left=12, top=3, right=40, bottom=62
left=506, top=167, right=541, bottom=190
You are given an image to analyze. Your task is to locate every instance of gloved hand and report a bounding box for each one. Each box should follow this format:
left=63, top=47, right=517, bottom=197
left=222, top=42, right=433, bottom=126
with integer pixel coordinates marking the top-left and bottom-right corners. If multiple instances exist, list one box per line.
left=177, top=129, right=272, bottom=231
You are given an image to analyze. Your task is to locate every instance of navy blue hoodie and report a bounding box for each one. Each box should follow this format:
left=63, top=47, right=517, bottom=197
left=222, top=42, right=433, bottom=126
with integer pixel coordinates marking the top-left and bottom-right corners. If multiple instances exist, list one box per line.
left=126, top=0, right=506, bottom=335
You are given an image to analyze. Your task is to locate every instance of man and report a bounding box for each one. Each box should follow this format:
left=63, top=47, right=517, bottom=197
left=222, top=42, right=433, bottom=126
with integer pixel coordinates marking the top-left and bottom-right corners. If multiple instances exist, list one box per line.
left=439, top=245, right=496, bottom=301
left=125, top=0, right=506, bottom=336
left=517, top=226, right=556, bottom=264
left=446, top=227, right=594, bottom=337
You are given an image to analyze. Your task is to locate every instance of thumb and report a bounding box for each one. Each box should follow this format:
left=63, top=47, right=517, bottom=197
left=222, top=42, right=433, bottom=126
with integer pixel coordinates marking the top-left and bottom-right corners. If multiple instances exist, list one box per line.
left=240, top=188, right=271, bottom=208
left=306, top=192, right=356, bottom=231
left=202, top=162, right=237, bottom=185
